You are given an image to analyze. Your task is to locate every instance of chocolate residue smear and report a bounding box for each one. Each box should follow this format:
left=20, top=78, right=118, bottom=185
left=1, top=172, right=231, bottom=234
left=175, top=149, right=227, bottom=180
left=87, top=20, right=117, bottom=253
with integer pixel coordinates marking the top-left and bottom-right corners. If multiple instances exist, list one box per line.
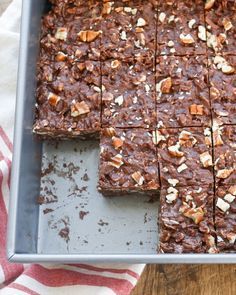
left=144, top=212, right=148, bottom=224
left=59, top=226, right=70, bottom=243
left=79, top=211, right=89, bottom=220
left=98, top=219, right=109, bottom=226
left=41, top=162, right=54, bottom=177
left=43, top=208, right=54, bottom=214
left=82, top=173, right=90, bottom=182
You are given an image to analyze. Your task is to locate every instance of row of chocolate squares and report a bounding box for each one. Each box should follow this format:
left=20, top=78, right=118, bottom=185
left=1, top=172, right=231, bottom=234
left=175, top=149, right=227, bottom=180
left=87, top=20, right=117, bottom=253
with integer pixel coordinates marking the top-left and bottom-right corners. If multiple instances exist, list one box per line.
left=34, top=53, right=236, bottom=136
left=159, top=183, right=236, bottom=254
left=96, top=125, right=235, bottom=195
left=45, top=0, right=236, bottom=60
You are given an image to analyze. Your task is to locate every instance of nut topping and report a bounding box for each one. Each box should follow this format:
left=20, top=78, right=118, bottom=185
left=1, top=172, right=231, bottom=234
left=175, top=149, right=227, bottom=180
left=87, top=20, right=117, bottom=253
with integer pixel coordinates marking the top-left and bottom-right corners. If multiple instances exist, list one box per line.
left=168, top=143, right=184, bottom=157
left=71, top=101, right=90, bottom=117
left=55, top=27, right=68, bottom=41
left=159, top=77, right=172, bottom=94
left=216, top=197, right=230, bottom=212
left=132, top=171, right=145, bottom=185
left=111, top=60, right=121, bottom=69
left=205, top=0, right=215, bottom=10
left=200, top=151, right=213, bottom=168
left=228, top=185, right=236, bottom=196
left=78, top=30, right=101, bottom=42
left=104, top=127, right=115, bottom=137
left=216, top=169, right=234, bottom=179
left=112, top=136, right=123, bottom=149
left=222, top=17, right=233, bottom=31
left=136, top=18, right=147, bottom=27
left=109, top=154, right=124, bottom=169
left=102, top=2, right=113, bottom=15
left=47, top=92, right=61, bottom=107
left=55, top=51, right=67, bottom=62
left=189, top=104, right=204, bottom=115
left=179, top=33, right=195, bottom=44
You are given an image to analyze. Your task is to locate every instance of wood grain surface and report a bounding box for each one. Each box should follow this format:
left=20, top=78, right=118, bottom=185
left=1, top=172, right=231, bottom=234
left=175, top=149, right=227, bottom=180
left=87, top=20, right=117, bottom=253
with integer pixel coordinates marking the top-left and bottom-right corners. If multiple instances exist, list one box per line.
left=131, top=264, right=236, bottom=295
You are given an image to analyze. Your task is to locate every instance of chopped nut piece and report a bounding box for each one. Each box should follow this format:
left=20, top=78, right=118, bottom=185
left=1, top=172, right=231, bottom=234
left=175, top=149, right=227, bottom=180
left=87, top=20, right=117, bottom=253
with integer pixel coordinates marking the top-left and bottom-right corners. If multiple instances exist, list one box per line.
left=55, top=27, right=68, bottom=41
left=222, top=17, right=233, bottom=31
left=179, top=130, right=197, bottom=147
left=198, top=25, right=207, bottom=41
left=210, top=87, right=220, bottom=99
left=132, top=171, right=145, bottom=185
left=216, top=197, right=230, bottom=212
left=111, top=60, right=121, bottom=69
left=189, top=104, right=204, bottom=115
left=205, top=0, right=215, bottom=10
left=188, top=19, right=196, bottom=29
left=159, top=77, right=172, bottom=94
left=180, top=204, right=205, bottom=224
left=228, top=185, right=236, bottom=196
left=136, top=18, right=146, bottom=27
left=177, top=163, right=188, bottom=173
left=200, top=151, right=213, bottom=168
left=167, top=179, right=179, bottom=187
left=221, top=64, right=235, bottom=74
left=71, top=101, right=90, bottom=117
left=78, top=30, right=101, bottom=42
left=152, top=130, right=166, bottom=145
left=104, top=127, right=115, bottom=137
left=120, top=31, right=127, bottom=40
left=114, top=95, right=124, bottom=106
left=47, top=92, right=61, bottom=107
left=109, top=154, right=124, bottom=169
left=224, top=193, right=235, bottom=203
left=166, top=191, right=178, bottom=203
left=226, top=233, right=236, bottom=244
left=102, top=2, right=113, bottom=15
left=55, top=51, right=67, bottom=62
left=168, top=143, right=184, bottom=158
left=112, top=137, right=123, bottom=149
left=216, top=169, right=234, bottom=179
left=159, top=12, right=166, bottom=23
left=179, top=33, right=195, bottom=44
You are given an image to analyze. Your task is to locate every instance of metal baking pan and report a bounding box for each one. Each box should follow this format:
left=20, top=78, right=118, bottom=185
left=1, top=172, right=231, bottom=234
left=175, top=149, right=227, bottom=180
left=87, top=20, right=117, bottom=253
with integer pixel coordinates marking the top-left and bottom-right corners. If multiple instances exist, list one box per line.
left=7, top=0, right=236, bottom=263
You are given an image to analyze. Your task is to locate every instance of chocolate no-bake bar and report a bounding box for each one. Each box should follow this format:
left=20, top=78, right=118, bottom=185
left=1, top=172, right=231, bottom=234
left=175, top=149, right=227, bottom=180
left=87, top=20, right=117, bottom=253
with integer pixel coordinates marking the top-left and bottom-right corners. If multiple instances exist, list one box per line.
left=159, top=185, right=217, bottom=253
left=98, top=128, right=160, bottom=195
left=208, top=55, right=236, bottom=125
left=33, top=59, right=101, bottom=138
left=156, top=55, right=211, bottom=128
left=205, top=0, right=236, bottom=55
left=156, top=127, right=214, bottom=188
left=213, top=123, right=236, bottom=186
left=156, top=0, right=207, bottom=56
left=215, top=184, right=236, bottom=252
left=102, top=57, right=156, bottom=128
left=100, top=0, right=157, bottom=60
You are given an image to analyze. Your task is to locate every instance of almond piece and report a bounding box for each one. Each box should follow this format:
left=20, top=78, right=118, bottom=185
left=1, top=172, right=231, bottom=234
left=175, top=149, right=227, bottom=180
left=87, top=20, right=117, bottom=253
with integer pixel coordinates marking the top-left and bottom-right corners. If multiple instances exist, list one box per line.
left=200, top=151, right=213, bottom=167
left=71, top=101, right=90, bottom=117
left=216, top=198, right=230, bottom=212
left=228, top=185, right=236, bottom=196
left=226, top=233, right=236, bottom=244
left=137, top=18, right=146, bottom=27
left=160, top=77, right=172, bottom=94
left=177, top=163, right=188, bottom=173
left=152, top=130, right=166, bottom=145
left=102, top=2, right=113, bottom=15
left=114, top=95, right=124, bottom=106
left=112, top=137, right=124, bottom=149
left=104, top=127, right=115, bottom=137
left=168, top=143, right=184, bottom=157
left=222, top=17, right=233, bottom=31
left=224, top=193, right=235, bottom=203
left=180, top=205, right=205, bottom=224
left=159, top=12, right=166, bottom=23
left=55, top=27, right=68, bottom=41
left=55, top=51, right=67, bottom=62
left=111, top=60, right=121, bottom=69
left=198, top=25, right=207, bottom=41
left=205, top=0, right=215, bottom=10
left=167, top=179, right=179, bottom=187
left=216, top=169, right=234, bottom=179
left=132, top=171, right=145, bottom=185
left=221, top=64, right=235, bottom=74
left=179, top=33, right=195, bottom=44
left=189, top=104, right=204, bottom=115
left=47, top=92, right=61, bottom=107
left=166, top=192, right=178, bottom=203
left=210, top=87, right=220, bottom=99
left=109, top=154, right=124, bottom=169
left=78, top=30, right=101, bottom=42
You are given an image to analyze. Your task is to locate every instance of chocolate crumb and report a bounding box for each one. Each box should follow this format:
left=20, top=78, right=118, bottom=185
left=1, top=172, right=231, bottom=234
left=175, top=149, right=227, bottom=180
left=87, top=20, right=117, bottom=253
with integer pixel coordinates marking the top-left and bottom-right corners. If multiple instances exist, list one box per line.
left=79, top=210, right=89, bottom=220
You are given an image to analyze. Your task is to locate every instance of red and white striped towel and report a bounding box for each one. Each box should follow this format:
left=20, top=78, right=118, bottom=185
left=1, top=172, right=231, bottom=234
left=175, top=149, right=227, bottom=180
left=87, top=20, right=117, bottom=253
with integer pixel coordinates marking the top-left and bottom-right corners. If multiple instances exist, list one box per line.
left=0, top=1, right=145, bottom=294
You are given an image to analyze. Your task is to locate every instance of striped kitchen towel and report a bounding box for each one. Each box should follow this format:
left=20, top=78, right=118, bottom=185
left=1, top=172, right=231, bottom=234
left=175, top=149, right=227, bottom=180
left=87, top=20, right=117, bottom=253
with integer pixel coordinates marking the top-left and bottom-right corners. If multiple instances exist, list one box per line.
left=0, top=0, right=145, bottom=294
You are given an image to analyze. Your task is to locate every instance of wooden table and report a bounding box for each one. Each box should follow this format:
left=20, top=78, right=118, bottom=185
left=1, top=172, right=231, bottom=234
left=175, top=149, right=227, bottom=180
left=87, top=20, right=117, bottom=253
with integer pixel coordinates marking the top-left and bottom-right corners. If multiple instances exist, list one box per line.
left=131, top=264, right=236, bottom=295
